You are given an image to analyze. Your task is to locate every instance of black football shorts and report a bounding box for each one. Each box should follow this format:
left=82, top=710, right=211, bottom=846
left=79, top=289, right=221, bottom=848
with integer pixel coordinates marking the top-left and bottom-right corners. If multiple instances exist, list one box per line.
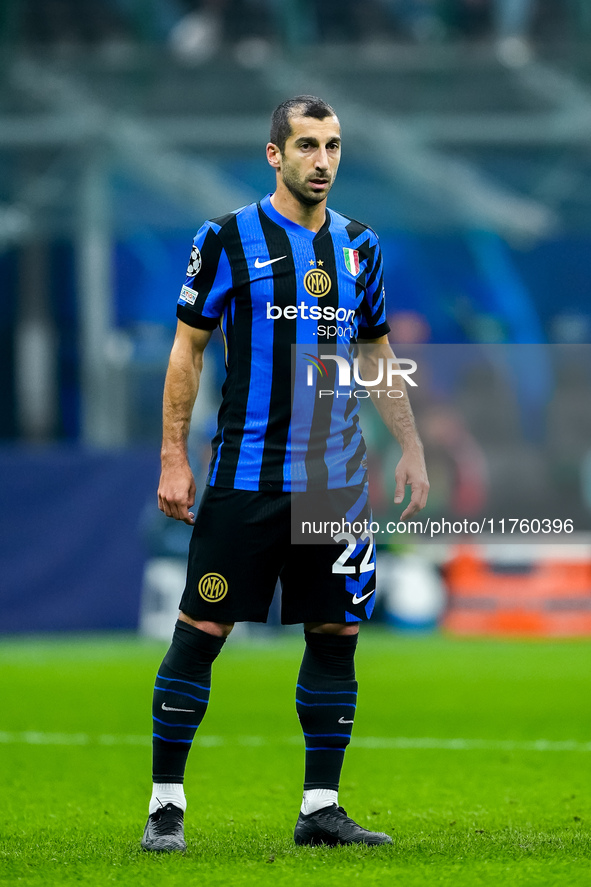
left=180, top=484, right=376, bottom=625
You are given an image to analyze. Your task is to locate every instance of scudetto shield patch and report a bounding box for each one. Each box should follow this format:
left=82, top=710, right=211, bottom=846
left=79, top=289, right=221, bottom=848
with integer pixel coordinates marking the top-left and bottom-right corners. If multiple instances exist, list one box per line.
left=343, top=248, right=360, bottom=276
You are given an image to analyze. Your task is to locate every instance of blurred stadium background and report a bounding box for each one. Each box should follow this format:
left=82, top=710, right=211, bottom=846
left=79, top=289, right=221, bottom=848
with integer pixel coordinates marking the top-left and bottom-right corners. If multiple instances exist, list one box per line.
left=1, top=0, right=591, bottom=637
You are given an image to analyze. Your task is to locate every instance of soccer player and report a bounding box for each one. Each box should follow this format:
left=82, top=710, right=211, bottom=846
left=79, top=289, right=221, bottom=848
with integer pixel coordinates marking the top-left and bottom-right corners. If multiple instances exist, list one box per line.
left=141, top=95, right=429, bottom=852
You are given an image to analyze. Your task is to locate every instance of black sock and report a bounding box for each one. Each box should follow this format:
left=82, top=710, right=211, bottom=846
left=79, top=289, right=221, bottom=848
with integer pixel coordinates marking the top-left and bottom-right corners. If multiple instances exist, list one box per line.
left=296, top=630, right=358, bottom=793
left=152, top=620, right=226, bottom=783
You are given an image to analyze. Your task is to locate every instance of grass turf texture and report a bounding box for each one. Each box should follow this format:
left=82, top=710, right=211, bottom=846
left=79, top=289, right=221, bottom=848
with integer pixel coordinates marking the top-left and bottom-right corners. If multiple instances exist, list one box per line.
left=0, top=631, right=589, bottom=886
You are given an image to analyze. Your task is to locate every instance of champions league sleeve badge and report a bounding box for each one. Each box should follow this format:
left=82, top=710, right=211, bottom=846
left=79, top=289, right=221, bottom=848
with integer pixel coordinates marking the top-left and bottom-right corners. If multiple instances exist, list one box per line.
left=186, top=245, right=202, bottom=277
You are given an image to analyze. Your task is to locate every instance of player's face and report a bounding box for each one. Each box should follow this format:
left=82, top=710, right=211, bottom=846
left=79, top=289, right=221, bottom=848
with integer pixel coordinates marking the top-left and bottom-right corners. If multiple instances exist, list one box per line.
left=276, top=114, right=341, bottom=206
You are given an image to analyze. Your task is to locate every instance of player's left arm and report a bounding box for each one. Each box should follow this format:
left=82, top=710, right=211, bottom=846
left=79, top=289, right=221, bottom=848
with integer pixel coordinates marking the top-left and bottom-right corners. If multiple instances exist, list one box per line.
left=358, top=335, right=429, bottom=519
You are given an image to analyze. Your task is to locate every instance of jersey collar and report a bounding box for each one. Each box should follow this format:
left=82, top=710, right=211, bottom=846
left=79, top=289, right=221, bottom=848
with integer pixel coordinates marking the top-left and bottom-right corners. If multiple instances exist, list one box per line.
left=259, top=193, right=330, bottom=241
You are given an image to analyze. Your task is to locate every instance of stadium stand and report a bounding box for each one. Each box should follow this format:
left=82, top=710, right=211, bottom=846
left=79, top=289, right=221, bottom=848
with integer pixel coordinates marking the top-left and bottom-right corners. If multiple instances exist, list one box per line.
left=2, top=1, right=591, bottom=633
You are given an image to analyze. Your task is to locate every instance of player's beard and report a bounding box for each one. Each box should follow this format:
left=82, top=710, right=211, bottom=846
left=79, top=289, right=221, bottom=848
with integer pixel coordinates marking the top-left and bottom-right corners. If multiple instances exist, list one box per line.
left=280, top=161, right=334, bottom=207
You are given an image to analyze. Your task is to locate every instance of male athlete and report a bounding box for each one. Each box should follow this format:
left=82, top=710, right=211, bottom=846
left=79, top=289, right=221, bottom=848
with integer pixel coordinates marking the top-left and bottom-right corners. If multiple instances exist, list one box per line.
left=141, top=96, right=429, bottom=852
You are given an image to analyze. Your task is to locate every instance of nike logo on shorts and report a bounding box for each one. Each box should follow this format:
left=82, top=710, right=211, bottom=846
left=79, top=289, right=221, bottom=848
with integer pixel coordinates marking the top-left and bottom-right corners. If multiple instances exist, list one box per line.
left=338, top=717, right=354, bottom=724
left=351, top=589, right=375, bottom=605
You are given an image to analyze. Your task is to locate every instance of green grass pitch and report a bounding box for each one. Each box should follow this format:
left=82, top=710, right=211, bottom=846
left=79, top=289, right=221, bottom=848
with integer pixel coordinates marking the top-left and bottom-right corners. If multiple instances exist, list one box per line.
left=1, top=629, right=590, bottom=886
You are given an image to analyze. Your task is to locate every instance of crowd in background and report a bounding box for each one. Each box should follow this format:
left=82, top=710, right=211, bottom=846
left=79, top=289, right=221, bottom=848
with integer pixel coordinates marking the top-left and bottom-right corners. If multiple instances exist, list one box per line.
left=8, top=0, right=591, bottom=62
left=162, top=0, right=543, bottom=65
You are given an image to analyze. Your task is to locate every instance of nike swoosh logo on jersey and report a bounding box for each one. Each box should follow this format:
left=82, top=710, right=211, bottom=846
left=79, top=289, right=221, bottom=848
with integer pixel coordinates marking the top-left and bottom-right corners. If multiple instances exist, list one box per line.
left=254, top=256, right=287, bottom=268
left=161, top=703, right=195, bottom=712
left=351, top=589, right=375, bottom=605
left=338, top=717, right=354, bottom=724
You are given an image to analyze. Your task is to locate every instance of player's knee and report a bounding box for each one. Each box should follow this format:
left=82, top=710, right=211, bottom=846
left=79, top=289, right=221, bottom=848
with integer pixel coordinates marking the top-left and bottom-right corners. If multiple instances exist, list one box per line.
left=179, top=612, right=235, bottom=638
left=304, top=621, right=359, bottom=637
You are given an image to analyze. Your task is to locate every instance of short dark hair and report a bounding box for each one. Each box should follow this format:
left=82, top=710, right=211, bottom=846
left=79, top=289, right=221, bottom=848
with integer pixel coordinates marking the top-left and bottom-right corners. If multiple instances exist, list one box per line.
left=270, top=95, right=337, bottom=154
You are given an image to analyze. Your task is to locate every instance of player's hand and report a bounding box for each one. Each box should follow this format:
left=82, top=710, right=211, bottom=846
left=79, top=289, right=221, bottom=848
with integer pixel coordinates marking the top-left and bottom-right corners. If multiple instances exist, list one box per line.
left=158, top=462, right=197, bottom=525
left=393, top=448, right=429, bottom=520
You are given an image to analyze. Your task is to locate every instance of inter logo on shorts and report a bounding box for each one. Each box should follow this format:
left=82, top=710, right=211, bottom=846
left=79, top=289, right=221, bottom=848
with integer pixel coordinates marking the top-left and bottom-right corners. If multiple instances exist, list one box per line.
left=343, top=248, right=360, bottom=276
left=303, top=268, right=331, bottom=298
left=198, top=572, right=228, bottom=602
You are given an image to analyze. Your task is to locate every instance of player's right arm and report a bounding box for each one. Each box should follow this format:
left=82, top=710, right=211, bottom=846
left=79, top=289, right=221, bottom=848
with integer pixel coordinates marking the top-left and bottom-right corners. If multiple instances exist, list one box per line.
left=158, top=321, right=213, bottom=525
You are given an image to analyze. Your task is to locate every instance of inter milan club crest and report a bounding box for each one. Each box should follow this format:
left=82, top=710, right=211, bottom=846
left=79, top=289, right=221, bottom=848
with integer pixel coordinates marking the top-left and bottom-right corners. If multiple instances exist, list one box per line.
left=343, top=248, right=360, bottom=277
left=198, top=572, right=228, bottom=602
left=186, top=245, right=202, bottom=277
left=303, top=267, right=331, bottom=297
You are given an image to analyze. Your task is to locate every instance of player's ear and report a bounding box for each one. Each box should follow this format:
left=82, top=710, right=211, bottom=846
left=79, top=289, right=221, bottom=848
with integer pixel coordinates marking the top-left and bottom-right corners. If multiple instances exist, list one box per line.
left=266, top=142, right=281, bottom=169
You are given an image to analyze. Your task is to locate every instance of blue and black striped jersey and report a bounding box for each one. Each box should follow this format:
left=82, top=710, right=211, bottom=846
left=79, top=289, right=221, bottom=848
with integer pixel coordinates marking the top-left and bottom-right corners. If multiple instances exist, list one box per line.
left=177, top=193, right=389, bottom=492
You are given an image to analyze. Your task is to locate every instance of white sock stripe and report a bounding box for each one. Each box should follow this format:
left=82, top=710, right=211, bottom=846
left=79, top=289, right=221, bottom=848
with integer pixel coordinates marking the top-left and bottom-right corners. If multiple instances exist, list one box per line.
left=149, top=782, right=187, bottom=815
left=301, top=788, right=338, bottom=815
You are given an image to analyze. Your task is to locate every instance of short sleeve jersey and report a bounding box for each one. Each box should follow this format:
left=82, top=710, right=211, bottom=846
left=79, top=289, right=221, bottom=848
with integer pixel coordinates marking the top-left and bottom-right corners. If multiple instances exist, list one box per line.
left=177, top=193, right=389, bottom=492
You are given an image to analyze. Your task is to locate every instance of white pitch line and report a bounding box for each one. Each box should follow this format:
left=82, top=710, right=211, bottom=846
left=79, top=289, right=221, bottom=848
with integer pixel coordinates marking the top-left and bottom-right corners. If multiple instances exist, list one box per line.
left=350, top=737, right=591, bottom=752
left=0, top=732, right=590, bottom=752
left=0, top=731, right=150, bottom=746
